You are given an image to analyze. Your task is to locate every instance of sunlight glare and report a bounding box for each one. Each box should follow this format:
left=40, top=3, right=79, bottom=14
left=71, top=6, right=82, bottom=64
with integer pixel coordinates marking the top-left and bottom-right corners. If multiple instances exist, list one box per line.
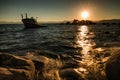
left=81, top=11, right=89, bottom=20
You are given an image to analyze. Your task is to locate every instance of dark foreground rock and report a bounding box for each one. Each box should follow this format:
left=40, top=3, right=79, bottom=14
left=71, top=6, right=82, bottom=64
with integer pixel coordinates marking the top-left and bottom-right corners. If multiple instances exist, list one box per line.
left=0, top=53, right=35, bottom=80
left=105, top=52, right=120, bottom=80
left=59, top=68, right=84, bottom=80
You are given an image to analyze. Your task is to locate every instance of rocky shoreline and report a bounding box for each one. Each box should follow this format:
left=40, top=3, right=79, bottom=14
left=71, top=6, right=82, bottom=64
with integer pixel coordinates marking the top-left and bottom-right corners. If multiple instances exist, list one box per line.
left=0, top=48, right=120, bottom=80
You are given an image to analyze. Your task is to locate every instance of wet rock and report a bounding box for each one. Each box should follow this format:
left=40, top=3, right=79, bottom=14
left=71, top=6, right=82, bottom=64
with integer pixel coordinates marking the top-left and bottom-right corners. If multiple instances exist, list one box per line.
left=103, top=52, right=111, bottom=57
left=26, top=55, right=49, bottom=72
left=0, top=53, right=35, bottom=80
left=59, top=68, right=84, bottom=80
left=105, top=52, right=120, bottom=80
left=32, top=60, right=45, bottom=80
left=26, top=53, right=62, bottom=80
left=61, top=61, right=80, bottom=69
left=59, top=54, right=72, bottom=61
left=32, top=60, right=45, bottom=71
left=26, top=54, right=49, bottom=70
left=72, top=55, right=82, bottom=61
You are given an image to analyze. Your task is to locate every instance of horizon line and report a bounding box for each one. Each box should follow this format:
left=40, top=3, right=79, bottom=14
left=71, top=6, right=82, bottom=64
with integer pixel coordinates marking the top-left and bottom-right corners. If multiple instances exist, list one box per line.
left=0, top=18, right=120, bottom=24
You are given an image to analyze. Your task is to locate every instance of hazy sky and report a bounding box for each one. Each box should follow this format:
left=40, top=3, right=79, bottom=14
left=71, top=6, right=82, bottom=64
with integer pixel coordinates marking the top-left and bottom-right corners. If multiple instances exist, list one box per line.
left=0, top=0, right=120, bottom=22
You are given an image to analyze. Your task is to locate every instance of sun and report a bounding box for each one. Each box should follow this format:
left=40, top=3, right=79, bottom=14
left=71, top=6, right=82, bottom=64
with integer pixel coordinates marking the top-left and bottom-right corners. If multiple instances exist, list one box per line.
left=81, top=11, right=89, bottom=20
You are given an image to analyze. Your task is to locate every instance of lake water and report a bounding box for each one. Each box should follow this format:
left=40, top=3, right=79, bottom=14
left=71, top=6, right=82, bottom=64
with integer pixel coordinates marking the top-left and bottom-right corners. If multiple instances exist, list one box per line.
left=0, top=24, right=120, bottom=54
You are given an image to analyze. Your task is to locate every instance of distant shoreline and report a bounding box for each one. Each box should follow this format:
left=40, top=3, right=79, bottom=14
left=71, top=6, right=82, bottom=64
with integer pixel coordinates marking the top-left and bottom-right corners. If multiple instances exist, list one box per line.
left=0, top=19, right=120, bottom=24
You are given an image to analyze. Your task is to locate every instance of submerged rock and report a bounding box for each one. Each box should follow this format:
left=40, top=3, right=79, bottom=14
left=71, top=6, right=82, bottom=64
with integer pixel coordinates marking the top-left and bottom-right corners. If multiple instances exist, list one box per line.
left=105, top=52, right=120, bottom=80
left=0, top=53, right=35, bottom=80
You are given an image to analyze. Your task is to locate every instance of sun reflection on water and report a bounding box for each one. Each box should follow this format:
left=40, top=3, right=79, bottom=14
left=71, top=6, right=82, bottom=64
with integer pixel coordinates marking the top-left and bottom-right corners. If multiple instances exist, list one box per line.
left=74, top=25, right=110, bottom=79
left=77, top=25, right=96, bottom=55
left=75, top=25, right=96, bottom=73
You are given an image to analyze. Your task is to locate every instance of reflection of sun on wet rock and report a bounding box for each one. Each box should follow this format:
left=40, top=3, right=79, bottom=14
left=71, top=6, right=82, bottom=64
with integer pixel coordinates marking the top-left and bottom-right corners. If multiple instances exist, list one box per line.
left=59, top=68, right=84, bottom=80
left=74, top=67, right=88, bottom=79
left=0, top=53, right=35, bottom=80
left=94, top=48, right=111, bottom=60
left=105, top=51, right=120, bottom=80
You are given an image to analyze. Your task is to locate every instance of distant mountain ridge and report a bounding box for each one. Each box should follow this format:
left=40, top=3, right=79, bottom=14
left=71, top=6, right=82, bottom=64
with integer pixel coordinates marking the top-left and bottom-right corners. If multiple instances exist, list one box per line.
left=98, top=19, right=120, bottom=23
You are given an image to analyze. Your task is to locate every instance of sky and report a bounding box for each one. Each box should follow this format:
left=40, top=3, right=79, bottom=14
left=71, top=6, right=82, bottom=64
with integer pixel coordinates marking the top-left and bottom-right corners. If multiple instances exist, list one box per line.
left=0, top=0, right=120, bottom=23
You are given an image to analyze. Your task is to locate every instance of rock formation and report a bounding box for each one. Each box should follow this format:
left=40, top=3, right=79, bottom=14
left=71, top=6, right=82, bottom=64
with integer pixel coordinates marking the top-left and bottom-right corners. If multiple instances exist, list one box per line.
left=0, top=53, right=35, bottom=80
left=105, top=52, right=120, bottom=80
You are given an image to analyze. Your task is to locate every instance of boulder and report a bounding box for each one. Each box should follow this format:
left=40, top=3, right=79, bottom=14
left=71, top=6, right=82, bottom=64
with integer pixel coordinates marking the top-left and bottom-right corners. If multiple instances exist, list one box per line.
left=0, top=53, right=35, bottom=80
left=25, top=54, right=50, bottom=80
left=59, top=68, right=84, bottom=80
left=61, top=61, right=80, bottom=69
left=105, top=52, right=120, bottom=80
